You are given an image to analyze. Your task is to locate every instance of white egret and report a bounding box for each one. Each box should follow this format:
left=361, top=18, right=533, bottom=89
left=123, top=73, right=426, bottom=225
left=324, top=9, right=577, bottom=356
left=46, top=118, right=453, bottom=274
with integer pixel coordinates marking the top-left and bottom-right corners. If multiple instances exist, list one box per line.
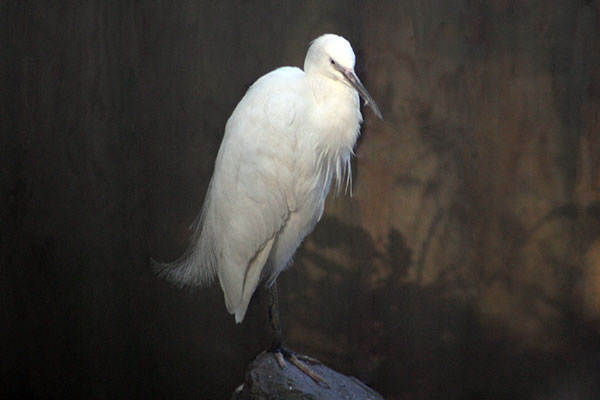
left=155, top=33, right=381, bottom=383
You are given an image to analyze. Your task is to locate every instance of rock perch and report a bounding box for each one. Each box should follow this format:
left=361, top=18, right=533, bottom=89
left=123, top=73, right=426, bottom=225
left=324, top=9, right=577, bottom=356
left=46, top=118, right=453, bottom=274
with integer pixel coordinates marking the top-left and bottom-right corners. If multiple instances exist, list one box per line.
left=232, top=351, right=384, bottom=400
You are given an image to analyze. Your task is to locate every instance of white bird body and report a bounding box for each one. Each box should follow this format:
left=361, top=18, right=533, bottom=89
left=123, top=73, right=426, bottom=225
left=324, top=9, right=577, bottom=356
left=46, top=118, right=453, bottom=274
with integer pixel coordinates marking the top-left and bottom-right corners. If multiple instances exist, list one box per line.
left=157, top=34, right=381, bottom=323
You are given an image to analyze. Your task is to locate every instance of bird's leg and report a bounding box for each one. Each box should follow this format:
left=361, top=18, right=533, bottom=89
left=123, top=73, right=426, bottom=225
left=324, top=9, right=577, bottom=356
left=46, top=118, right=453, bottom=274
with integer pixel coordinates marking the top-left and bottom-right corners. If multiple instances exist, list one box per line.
left=268, top=282, right=286, bottom=368
left=268, top=281, right=284, bottom=353
left=267, top=281, right=327, bottom=386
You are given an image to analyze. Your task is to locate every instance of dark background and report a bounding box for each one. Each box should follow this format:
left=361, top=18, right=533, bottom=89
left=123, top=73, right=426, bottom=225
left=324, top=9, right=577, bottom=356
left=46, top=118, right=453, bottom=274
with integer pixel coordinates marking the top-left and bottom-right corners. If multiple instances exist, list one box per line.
left=3, top=1, right=600, bottom=399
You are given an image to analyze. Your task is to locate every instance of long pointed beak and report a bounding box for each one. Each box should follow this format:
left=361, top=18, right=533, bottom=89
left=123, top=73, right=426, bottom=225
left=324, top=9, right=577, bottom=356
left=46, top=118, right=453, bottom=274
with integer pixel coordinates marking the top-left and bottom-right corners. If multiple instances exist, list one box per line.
left=338, top=66, right=383, bottom=120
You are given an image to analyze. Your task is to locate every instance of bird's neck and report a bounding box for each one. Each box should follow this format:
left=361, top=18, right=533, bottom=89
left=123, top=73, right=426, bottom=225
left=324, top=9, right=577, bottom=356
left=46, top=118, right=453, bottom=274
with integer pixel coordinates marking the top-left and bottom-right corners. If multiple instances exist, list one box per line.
left=307, top=74, right=356, bottom=110
left=306, top=73, right=363, bottom=192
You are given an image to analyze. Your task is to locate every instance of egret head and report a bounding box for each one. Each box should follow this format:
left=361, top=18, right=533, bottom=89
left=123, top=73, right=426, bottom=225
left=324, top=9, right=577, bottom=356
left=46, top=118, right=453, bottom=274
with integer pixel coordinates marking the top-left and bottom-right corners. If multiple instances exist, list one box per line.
left=305, top=34, right=383, bottom=119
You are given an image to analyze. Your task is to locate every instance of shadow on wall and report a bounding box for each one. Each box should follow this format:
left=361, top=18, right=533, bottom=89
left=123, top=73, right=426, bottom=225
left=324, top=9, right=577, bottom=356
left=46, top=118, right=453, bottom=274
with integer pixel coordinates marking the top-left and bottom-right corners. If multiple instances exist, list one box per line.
left=281, top=214, right=600, bottom=400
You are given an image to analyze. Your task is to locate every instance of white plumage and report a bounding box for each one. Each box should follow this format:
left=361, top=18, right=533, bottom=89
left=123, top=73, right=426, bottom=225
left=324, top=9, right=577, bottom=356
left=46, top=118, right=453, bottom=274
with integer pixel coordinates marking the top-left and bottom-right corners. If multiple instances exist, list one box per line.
left=156, top=34, right=381, bottom=323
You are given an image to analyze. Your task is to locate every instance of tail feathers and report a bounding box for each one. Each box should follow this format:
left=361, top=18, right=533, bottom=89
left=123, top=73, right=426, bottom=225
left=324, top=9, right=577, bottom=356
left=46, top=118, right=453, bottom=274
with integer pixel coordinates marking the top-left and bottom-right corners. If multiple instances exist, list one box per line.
left=153, top=196, right=218, bottom=289
left=152, top=248, right=217, bottom=290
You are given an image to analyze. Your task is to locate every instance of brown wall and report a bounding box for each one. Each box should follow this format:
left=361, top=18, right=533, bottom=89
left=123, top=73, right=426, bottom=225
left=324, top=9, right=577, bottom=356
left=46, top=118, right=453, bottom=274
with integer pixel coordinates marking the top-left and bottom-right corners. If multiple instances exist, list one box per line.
left=2, top=1, right=599, bottom=399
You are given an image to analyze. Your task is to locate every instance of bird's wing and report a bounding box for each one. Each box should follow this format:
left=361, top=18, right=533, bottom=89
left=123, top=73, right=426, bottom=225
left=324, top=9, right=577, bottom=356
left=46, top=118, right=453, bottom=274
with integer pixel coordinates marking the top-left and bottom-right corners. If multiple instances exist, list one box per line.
left=206, top=67, right=309, bottom=321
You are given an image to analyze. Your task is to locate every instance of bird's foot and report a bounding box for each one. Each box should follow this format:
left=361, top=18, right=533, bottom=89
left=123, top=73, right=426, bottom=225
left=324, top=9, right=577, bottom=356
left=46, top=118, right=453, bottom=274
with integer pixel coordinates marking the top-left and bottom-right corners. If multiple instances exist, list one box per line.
left=270, top=344, right=328, bottom=387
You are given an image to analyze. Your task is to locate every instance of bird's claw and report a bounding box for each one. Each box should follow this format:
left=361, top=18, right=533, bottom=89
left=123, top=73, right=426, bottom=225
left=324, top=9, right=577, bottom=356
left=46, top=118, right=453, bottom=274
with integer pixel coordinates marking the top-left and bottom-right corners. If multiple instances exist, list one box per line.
left=292, top=353, right=321, bottom=365
left=287, top=354, right=328, bottom=387
left=274, top=351, right=286, bottom=368
left=271, top=346, right=328, bottom=387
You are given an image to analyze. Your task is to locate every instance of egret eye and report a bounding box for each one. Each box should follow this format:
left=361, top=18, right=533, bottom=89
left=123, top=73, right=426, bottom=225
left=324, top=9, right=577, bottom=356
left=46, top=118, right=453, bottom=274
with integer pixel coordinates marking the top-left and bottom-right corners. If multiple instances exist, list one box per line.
left=330, top=58, right=336, bottom=65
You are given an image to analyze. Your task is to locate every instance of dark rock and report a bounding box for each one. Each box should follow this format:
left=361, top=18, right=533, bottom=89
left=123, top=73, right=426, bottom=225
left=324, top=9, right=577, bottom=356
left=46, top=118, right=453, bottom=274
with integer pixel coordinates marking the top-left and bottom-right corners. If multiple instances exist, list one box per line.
left=232, top=351, right=384, bottom=400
